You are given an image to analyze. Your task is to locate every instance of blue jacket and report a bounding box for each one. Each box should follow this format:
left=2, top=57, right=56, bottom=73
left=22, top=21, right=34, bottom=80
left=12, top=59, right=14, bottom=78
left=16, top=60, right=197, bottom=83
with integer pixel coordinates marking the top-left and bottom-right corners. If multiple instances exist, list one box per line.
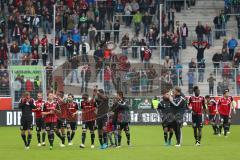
left=72, top=33, right=81, bottom=44
left=61, top=34, right=68, bottom=45
left=228, top=39, right=238, bottom=49
left=21, top=43, right=31, bottom=54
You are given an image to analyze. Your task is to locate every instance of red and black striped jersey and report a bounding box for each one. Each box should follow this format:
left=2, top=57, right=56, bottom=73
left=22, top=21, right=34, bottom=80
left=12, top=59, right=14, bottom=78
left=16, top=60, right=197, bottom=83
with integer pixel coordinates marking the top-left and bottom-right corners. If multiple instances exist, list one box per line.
left=217, top=96, right=233, bottom=116
left=43, top=101, right=59, bottom=123
left=207, top=99, right=217, bottom=115
left=66, top=102, right=79, bottom=122
left=33, top=100, right=45, bottom=118
left=81, top=99, right=96, bottom=122
left=188, top=96, right=205, bottom=115
left=55, top=98, right=68, bottom=119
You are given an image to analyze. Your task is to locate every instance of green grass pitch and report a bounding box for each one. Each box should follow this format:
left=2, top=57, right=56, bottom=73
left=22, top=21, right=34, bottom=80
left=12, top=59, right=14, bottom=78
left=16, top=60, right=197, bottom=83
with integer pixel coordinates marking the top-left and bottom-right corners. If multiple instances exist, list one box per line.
left=0, top=125, right=239, bottom=160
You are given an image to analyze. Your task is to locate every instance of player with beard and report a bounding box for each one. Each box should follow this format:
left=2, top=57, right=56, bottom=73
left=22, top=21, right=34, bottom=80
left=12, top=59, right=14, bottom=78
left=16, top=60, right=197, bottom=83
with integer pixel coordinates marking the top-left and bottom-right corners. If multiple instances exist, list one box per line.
left=32, top=92, right=46, bottom=146
left=217, top=89, right=236, bottom=137
left=66, top=93, right=79, bottom=145
left=169, top=87, right=187, bottom=147
left=158, top=91, right=174, bottom=146
left=93, top=88, right=110, bottom=149
left=42, top=92, right=61, bottom=150
left=55, top=91, right=68, bottom=147
left=19, top=92, right=36, bottom=150
left=111, top=91, right=131, bottom=147
left=205, top=95, right=219, bottom=135
left=79, top=93, right=96, bottom=149
left=188, top=86, right=206, bottom=146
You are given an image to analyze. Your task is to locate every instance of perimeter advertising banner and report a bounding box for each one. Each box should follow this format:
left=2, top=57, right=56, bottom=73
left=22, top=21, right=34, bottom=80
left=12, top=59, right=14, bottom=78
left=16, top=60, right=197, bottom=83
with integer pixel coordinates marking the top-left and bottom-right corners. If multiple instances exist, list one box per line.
left=0, top=110, right=240, bottom=126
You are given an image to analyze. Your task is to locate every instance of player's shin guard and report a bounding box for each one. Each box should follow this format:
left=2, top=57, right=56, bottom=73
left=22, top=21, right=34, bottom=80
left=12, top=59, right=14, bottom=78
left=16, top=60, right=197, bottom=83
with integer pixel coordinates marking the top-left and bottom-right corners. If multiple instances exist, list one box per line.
left=198, top=128, right=202, bottom=142
left=103, top=132, right=108, bottom=144
left=98, top=134, right=103, bottom=146
left=194, top=128, right=198, bottom=142
left=114, top=131, right=118, bottom=146
left=55, top=131, right=62, bottom=141
left=27, top=134, right=32, bottom=146
left=90, top=132, right=95, bottom=145
left=42, top=132, right=46, bottom=143
left=223, top=123, right=228, bottom=136
left=49, top=133, right=54, bottom=146
left=82, top=132, right=86, bottom=144
left=169, top=132, right=173, bottom=141
left=118, top=134, right=122, bottom=146
left=71, top=131, right=75, bottom=141
left=67, top=131, right=71, bottom=143
left=164, top=132, right=168, bottom=143
left=37, top=132, right=41, bottom=143
left=62, top=133, right=66, bottom=145
left=126, top=132, right=130, bottom=146
left=219, top=125, right=223, bottom=134
left=21, top=134, right=27, bottom=146
left=108, top=133, right=114, bottom=145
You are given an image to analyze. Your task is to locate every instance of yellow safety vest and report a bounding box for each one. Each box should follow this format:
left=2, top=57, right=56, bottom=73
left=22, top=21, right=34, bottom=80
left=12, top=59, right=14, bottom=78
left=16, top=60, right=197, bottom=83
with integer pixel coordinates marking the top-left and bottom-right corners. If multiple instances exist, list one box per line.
left=152, top=99, right=159, bottom=109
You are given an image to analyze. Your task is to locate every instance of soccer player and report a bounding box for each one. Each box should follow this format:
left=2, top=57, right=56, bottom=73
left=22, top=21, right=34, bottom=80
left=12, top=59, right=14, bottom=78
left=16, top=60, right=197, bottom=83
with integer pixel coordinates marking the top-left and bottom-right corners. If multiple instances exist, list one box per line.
left=112, top=91, right=131, bottom=147
left=42, top=92, right=61, bottom=150
left=32, top=92, right=46, bottom=146
left=19, top=92, right=36, bottom=150
left=205, top=95, right=219, bottom=135
left=217, top=89, right=236, bottom=137
left=55, top=91, right=68, bottom=147
left=94, top=89, right=109, bottom=149
left=80, top=93, right=96, bottom=149
left=188, top=86, right=206, bottom=146
left=169, top=87, right=186, bottom=147
left=66, top=93, right=79, bottom=145
left=158, top=91, right=174, bottom=146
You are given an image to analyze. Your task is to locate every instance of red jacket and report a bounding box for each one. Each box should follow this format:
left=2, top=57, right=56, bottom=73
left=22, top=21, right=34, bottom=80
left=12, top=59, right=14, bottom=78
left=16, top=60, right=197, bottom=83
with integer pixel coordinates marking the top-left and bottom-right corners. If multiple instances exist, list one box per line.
left=218, top=96, right=233, bottom=116
left=0, top=49, right=8, bottom=60
left=104, top=69, right=112, bottom=81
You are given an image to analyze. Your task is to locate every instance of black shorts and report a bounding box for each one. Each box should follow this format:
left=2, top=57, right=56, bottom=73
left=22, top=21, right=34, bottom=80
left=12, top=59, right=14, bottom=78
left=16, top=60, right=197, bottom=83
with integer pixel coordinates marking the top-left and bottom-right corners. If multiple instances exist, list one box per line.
left=67, top=121, right=77, bottom=130
left=57, top=119, right=67, bottom=129
left=162, top=121, right=173, bottom=129
left=82, top=121, right=95, bottom=131
left=20, top=117, right=33, bottom=131
left=45, top=122, right=57, bottom=131
left=220, top=115, right=230, bottom=124
left=117, top=122, right=130, bottom=132
left=192, top=114, right=203, bottom=128
left=97, top=115, right=108, bottom=130
left=36, top=118, right=46, bottom=132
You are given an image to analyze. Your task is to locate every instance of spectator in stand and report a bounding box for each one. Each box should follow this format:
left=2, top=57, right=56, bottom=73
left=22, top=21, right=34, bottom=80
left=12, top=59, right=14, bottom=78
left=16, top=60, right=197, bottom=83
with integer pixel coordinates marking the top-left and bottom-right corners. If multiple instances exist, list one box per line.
left=227, top=36, right=238, bottom=61
left=171, top=36, right=180, bottom=64
left=198, top=59, right=205, bottom=82
left=188, top=58, right=197, bottom=72
left=121, top=33, right=130, bottom=55
left=21, top=40, right=31, bottom=65
left=192, top=41, right=208, bottom=63
left=31, top=50, right=39, bottom=65
left=175, top=60, right=183, bottom=86
left=213, top=13, right=222, bottom=39
left=70, top=57, right=80, bottom=84
left=207, top=73, right=216, bottom=95
left=65, top=36, right=74, bottom=61
left=72, top=26, right=81, bottom=46
left=163, top=56, right=172, bottom=69
left=133, top=11, right=142, bottom=36
left=143, top=46, right=152, bottom=69
left=168, top=8, right=175, bottom=33
left=10, top=41, right=20, bottom=65
left=42, top=7, right=51, bottom=34
left=104, top=47, right=112, bottom=63
left=195, top=21, right=205, bottom=42
left=12, top=24, right=21, bottom=44
left=221, top=48, right=229, bottom=63
left=142, top=12, right=152, bottom=36
left=40, top=35, right=48, bottom=66
left=94, top=16, right=103, bottom=44
left=32, top=15, right=40, bottom=35
left=0, top=45, right=7, bottom=66
left=212, top=52, right=222, bottom=73
left=236, top=71, right=240, bottom=94
left=180, top=23, right=188, bottom=49
left=113, top=20, right=120, bottom=43
left=187, top=70, right=195, bottom=94
left=131, top=35, right=139, bottom=58
left=234, top=48, right=240, bottom=68
left=31, top=35, right=40, bottom=53
left=88, top=24, right=97, bottom=50
left=204, top=24, right=212, bottom=47
left=220, top=10, right=226, bottom=36
left=93, top=46, right=104, bottom=82
left=7, top=15, right=15, bottom=43
left=104, top=65, right=112, bottom=95
left=80, top=23, right=88, bottom=42
left=124, top=2, right=132, bottom=27
left=104, top=20, right=112, bottom=42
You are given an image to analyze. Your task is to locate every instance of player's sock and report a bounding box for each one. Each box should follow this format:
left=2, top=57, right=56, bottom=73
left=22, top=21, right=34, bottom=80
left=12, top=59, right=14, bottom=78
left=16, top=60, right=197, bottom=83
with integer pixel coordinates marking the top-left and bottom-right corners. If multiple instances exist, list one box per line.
left=164, top=132, right=168, bottom=143
left=103, top=132, right=108, bottom=144
left=219, top=125, right=222, bottom=134
left=118, top=135, right=122, bottom=146
left=67, top=131, right=71, bottom=143
left=27, top=134, right=32, bottom=146
left=108, top=133, right=114, bottom=145
left=212, top=125, right=216, bottom=134
left=114, top=131, right=118, bottom=146
left=126, top=132, right=130, bottom=146
left=82, top=132, right=86, bottom=144
left=42, top=132, right=46, bottom=143
left=55, top=131, right=62, bottom=141
left=62, top=133, right=66, bottom=145
left=194, top=128, right=198, bottom=141
left=71, top=132, right=75, bottom=141
left=169, top=132, right=173, bottom=141
left=37, top=132, right=41, bottom=143
left=198, top=128, right=202, bottom=143
left=21, top=134, right=27, bottom=146
left=98, top=134, right=103, bottom=146
left=50, top=133, right=54, bottom=146
left=91, top=133, right=95, bottom=145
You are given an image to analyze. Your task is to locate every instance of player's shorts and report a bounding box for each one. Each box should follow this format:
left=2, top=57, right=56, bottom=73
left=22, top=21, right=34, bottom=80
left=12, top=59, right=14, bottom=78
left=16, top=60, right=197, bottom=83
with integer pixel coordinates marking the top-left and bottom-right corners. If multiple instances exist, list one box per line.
left=45, top=122, right=57, bottom=131
left=96, top=115, right=108, bottom=130
left=220, top=115, right=230, bottom=124
left=192, top=114, right=203, bottom=128
left=67, top=121, right=77, bottom=130
left=117, top=122, right=130, bottom=132
left=20, top=117, right=33, bottom=131
left=82, top=120, right=95, bottom=131
left=162, top=121, right=173, bottom=129
left=36, top=118, right=46, bottom=132
left=57, top=119, right=67, bottom=129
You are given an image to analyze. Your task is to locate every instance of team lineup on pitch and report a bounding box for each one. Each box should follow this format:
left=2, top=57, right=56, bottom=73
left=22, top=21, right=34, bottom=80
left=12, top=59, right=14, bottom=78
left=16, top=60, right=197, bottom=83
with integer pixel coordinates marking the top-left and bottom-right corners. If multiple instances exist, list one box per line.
left=18, top=86, right=237, bottom=150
